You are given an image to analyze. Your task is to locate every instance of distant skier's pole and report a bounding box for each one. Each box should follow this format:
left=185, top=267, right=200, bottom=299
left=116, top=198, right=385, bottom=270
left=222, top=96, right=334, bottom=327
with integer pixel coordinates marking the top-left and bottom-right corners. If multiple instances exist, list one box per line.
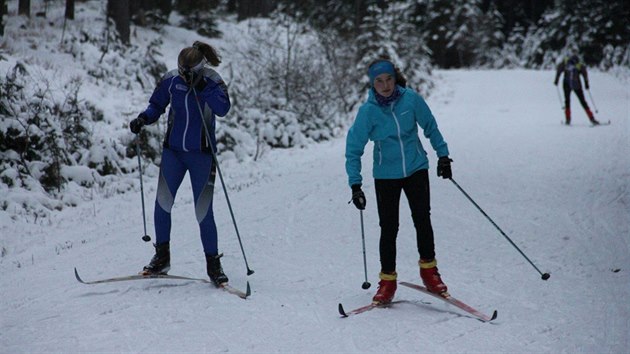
left=195, top=97, right=254, bottom=276
left=587, top=89, right=599, bottom=113
left=135, top=138, right=151, bottom=243
left=449, top=178, right=550, bottom=281
left=555, top=85, right=564, bottom=110
left=359, top=210, right=371, bottom=290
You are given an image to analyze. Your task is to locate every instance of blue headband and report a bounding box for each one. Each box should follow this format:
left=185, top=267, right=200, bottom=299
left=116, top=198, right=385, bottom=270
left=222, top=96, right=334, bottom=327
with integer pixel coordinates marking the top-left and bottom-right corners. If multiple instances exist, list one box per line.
left=368, top=60, right=396, bottom=85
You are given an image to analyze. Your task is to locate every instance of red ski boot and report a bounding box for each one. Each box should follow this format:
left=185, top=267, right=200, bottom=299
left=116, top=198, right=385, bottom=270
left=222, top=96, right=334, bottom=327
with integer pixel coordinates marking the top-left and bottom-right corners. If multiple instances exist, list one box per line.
left=564, top=108, right=571, bottom=125
left=372, top=272, right=397, bottom=304
left=419, top=259, right=448, bottom=295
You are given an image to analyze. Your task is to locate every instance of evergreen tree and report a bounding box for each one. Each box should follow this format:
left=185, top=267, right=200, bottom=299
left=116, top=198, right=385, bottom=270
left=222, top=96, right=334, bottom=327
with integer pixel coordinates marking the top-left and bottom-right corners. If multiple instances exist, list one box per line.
left=355, top=1, right=433, bottom=94
left=528, top=0, right=630, bottom=67
left=446, top=0, right=484, bottom=67
left=423, top=0, right=455, bottom=68
left=475, top=2, right=505, bottom=67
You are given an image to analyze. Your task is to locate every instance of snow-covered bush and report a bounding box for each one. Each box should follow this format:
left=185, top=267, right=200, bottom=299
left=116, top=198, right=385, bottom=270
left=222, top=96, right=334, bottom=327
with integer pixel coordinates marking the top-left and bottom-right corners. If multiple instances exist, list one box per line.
left=0, top=62, right=101, bottom=215
left=59, top=16, right=167, bottom=93
left=222, top=17, right=348, bottom=159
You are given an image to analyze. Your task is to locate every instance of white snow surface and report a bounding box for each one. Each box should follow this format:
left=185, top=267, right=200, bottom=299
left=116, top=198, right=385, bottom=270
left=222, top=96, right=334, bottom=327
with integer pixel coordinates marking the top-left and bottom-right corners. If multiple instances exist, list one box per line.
left=1, top=5, right=629, bottom=350
left=1, top=67, right=629, bottom=353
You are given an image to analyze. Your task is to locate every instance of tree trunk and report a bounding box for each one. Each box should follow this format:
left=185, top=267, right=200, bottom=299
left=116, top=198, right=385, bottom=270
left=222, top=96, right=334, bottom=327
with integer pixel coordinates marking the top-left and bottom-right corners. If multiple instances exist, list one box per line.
left=237, top=0, right=274, bottom=21
left=65, top=0, right=75, bottom=20
left=18, top=0, right=30, bottom=17
left=0, top=0, right=7, bottom=36
left=107, top=0, right=130, bottom=45
left=354, top=0, right=366, bottom=38
left=226, top=0, right=236, bottom=13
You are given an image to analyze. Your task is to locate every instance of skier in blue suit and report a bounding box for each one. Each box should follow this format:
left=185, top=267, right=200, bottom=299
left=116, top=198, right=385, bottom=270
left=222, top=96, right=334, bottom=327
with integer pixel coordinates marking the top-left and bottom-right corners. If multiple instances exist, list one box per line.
left=345, top=59, right=453, bottom=304
left=129, top=41, right=231, bottom=286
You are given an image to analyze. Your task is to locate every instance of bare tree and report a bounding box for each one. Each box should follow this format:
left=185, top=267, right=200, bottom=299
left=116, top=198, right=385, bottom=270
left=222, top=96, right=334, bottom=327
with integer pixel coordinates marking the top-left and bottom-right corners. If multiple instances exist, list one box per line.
left=1, top=0, right=7, bottom=36
left=236, top=0, right=275, bottom=20
left=65, top=0, right=75, bottom=20
left=107, top=0, right=130, bottom=45
left=18, top=0, right=30, bottom=17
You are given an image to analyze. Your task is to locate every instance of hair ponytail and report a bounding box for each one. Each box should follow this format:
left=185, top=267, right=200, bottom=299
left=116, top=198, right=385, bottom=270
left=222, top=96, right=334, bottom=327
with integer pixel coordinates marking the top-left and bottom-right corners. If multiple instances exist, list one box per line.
left=192, top=41, right=221, bottom=67
left=394, top=66, right=407, bottom=88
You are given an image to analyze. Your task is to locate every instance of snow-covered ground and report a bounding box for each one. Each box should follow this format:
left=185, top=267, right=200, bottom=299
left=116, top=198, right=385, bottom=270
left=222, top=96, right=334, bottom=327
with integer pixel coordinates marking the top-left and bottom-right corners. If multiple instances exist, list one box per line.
left=1, top=67, right=628, bottom=353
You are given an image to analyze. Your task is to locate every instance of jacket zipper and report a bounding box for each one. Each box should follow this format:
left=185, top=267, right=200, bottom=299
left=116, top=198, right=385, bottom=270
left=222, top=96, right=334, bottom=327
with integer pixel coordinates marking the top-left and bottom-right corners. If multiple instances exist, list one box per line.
left=390, top=104, right=406, bottom=177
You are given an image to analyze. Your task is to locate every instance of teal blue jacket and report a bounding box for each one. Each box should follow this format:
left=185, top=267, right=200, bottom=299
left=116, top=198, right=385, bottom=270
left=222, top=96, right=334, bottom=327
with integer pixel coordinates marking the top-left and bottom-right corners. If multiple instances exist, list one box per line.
left=345, top=86, right=449, bottom=187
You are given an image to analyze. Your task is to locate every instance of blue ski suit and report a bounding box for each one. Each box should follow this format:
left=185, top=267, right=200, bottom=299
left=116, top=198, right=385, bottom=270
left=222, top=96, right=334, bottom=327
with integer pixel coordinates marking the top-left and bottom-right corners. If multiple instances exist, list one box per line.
left=140, top=67, right=230, bottom=255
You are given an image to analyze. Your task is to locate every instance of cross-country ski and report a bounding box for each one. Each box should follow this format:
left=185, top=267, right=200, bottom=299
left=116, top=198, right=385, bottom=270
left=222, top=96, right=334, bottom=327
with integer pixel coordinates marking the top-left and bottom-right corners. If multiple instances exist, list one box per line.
left=74, top=268, right=250, bottom=299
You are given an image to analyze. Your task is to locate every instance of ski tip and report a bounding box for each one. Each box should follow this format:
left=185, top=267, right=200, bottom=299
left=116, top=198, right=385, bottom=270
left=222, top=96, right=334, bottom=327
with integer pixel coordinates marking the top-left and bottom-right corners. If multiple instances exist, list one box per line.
left=490, top=310, right=498, bottom=321
left=74, top=267, right=85, bottom=284
left=338, top=303, right=348, bottom=317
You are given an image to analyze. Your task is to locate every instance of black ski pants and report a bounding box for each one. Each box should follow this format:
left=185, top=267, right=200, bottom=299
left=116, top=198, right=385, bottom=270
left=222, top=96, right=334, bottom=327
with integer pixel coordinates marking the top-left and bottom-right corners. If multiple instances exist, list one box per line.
left=563, top=82, right=590, bottom=111
left=374, top=169, right=435, bottom=274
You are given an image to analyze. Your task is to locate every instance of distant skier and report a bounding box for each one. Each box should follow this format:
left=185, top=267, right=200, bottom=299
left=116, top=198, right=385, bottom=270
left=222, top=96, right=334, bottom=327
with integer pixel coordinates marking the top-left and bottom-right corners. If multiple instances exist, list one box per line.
left=345, top=59, right=453, bottom=304
left=554, top=53, right=600, bottom=125
left=129, top=41, right=231, bottom=286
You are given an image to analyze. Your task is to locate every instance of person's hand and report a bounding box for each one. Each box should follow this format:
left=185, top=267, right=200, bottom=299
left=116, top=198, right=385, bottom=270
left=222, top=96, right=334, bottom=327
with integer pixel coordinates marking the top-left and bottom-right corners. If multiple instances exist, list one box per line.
left=437, top=156, right=453, bottom=179
left=553, top=80, right=558, bottom=86
left=130, top=114, right=147, bottom=134
left=585, top=81, right=590, bottom=90
left=350, top=184, right=366, bottom=210
left=194, top=76, right=207, bottom=92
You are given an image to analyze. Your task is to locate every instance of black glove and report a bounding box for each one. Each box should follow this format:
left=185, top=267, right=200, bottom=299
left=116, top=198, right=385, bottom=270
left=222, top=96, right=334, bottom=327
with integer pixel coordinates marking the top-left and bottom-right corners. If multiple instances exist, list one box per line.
left=553, top=80, right=558, bottom=86
left=585, top=81, right=590, bottom=90
left=194, top=76, right=207, bottom=92
left=437, top=156, right=453, bottom=179
left=350, top=184, right=366, bottom=210
left=130, top=114, right=147, bottom=134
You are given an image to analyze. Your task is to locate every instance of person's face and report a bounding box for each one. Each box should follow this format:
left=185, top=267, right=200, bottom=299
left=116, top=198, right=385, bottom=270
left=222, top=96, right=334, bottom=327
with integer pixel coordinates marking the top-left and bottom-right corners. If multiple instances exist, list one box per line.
left=373, top=73, right=395, bottom=97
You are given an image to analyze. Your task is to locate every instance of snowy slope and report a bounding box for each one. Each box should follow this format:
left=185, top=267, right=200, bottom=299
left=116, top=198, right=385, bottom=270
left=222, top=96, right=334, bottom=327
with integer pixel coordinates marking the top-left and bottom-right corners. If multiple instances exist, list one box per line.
left=1, top=69, right=628, bottom=353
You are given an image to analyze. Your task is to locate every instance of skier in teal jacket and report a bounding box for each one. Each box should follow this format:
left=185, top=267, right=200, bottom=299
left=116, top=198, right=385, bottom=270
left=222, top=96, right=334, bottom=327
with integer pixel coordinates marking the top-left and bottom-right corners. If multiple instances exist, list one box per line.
left=345, top=59, right=452, bottom=304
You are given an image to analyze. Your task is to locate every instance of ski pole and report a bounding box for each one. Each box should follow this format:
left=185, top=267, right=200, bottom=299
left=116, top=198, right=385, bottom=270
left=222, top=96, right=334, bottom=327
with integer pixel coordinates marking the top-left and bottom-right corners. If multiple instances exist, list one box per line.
left=359, top=210, right=371, bottom=290
left=555, top=85, right=564, bottom=110
left=196, top=100, right=254, bottom=276
left=134, top=138, right=151, bottom=243
left=587, top=89, right=599, bottom=113
left=449, top=178, right=550, bottom=281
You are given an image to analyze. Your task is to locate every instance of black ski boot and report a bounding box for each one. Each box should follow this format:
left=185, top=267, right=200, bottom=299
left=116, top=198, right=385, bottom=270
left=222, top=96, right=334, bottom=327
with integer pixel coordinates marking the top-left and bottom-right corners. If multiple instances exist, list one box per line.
left=141, top=242, right=170, bottom=275
left=206, top=253, right=229, bottom=286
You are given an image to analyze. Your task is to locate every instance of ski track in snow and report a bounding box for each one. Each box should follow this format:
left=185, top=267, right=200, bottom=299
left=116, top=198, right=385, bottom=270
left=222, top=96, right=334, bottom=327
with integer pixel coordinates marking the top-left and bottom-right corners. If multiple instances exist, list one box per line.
left=1, top=69, right=629, bottom=353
